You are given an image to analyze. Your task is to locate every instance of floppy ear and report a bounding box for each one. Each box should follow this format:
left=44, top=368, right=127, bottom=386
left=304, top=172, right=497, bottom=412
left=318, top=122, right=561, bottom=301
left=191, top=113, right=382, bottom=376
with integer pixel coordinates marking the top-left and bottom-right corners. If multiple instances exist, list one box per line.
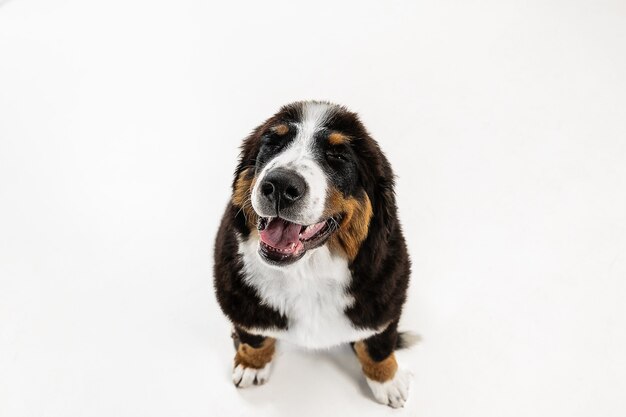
left=369, top=156, right=397, bottom=241
left=345, top=137, right=410, bottom=329
left=231, top=126, right=264, bottom=193
left=352, top=135, right=399, bottom=267
left=228, top=124, right=267, bottom=236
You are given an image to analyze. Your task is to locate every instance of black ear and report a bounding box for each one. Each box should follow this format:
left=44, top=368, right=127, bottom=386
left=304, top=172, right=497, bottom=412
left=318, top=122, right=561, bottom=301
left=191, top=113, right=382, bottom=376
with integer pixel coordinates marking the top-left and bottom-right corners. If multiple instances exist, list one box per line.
left=355, top=138, right=399, bottom=267
left=325, top=106, right=398, bottom=248
left=345, top=135, right=410, bottom=329
left=231, top=125, right=264, bottom=191
left=229, top=124, right=269, bottom=237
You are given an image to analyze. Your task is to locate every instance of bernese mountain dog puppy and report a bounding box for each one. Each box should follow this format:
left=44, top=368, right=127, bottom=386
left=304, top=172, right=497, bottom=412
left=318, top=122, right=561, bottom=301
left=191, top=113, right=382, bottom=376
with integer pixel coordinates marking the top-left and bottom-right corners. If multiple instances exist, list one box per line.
left=213, top=101, right=413, bottom=408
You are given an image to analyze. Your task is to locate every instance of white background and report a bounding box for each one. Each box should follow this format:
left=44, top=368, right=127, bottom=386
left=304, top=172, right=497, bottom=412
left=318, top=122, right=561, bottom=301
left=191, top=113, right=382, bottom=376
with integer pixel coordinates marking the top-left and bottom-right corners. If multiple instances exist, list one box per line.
left=1, top=0, right=625, bottom=416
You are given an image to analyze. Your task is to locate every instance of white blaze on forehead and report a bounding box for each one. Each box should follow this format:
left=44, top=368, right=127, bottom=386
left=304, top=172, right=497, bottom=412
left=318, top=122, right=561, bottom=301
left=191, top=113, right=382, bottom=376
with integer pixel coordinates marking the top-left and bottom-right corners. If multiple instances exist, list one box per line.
left=279, top=101, right=333, bottom=159
left=298, top=102, right=333, bottom=144
left=252, top=102, right=333, bottom=225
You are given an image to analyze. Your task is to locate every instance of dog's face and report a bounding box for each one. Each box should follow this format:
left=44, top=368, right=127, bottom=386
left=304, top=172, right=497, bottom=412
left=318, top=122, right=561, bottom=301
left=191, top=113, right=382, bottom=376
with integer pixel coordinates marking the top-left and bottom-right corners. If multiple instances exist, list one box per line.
left=233, top=101, right=388, bottom=266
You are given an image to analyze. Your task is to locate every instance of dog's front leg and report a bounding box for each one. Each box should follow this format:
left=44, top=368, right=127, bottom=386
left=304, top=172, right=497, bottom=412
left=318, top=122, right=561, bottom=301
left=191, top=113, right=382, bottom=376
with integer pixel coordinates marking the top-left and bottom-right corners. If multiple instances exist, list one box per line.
left=354, top=326, right=411, bottom=408
left=231, top=327, right=275, bottom=388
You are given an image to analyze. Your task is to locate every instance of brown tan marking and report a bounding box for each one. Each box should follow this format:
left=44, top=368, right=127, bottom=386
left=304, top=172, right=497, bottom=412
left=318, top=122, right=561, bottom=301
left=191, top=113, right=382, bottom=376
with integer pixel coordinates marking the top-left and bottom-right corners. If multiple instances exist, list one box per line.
left=232, top=168, right=259, bottom=232
left=234, top=338, right=276, bottom=369
left=272, top=123, right=289, bottom=135
left=324, top=188, right=373, bottom=260
left=328, top=132, right=349, bottom=145
left=354, top=341, right=398, bottom=382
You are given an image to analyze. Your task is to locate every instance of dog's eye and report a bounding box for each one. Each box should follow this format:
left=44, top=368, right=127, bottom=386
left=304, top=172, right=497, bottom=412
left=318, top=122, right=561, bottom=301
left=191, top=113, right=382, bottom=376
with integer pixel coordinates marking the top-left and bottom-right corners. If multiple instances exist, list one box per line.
left=326, top=151, right=346, bottom=162
left=264, top=141, right=281, bottom=149
left=262, top=135, right=283, bottom=149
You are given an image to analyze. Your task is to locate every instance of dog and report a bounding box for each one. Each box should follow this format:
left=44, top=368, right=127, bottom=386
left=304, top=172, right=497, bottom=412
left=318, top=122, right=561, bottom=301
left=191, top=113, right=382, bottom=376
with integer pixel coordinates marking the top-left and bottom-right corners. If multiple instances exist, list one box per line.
left=213, top=101, right=413, bottom=408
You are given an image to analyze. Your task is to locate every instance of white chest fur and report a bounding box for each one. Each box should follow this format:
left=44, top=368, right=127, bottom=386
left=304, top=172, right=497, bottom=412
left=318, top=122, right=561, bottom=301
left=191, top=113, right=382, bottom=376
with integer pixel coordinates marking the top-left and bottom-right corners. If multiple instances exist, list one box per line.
left=239, top=237, right=378, bottom=349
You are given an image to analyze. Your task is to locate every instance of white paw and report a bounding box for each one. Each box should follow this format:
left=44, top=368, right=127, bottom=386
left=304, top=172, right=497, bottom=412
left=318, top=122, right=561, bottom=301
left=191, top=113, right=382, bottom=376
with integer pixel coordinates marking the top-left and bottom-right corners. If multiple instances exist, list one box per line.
left=232, top=363, right=271, bottom=388
left=366, top=368, right=411, bottom=408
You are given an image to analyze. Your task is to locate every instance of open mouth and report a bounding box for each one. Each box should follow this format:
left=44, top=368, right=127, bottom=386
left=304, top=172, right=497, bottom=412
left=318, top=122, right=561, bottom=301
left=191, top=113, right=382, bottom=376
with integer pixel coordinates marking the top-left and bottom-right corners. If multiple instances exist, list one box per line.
left=257, top=216, right=341, bottom=265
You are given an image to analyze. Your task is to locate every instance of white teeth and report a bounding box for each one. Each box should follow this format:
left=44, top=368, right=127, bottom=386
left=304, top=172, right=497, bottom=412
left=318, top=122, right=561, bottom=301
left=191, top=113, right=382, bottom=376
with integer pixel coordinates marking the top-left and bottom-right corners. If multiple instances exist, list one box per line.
left=299, top=227, right=307, bottom=240
left=261, top=241, right=297, bottom=253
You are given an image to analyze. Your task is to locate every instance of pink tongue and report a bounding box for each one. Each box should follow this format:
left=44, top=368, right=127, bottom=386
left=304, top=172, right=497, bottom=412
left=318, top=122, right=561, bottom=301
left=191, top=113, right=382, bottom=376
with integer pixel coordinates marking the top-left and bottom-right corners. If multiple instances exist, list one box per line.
left=260, top=219, right=302, bottom=250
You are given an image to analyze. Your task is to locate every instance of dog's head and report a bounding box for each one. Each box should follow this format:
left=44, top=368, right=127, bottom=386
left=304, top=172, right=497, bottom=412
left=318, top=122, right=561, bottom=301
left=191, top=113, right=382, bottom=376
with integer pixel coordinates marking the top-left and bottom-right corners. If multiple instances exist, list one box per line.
left=232, top=101, right=395, bottom=266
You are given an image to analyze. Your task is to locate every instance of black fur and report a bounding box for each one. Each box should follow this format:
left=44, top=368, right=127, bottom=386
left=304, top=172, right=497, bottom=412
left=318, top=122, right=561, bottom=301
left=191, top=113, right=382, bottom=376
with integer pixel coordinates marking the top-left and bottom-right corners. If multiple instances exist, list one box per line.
left=232, top=327, right=267, bottom=349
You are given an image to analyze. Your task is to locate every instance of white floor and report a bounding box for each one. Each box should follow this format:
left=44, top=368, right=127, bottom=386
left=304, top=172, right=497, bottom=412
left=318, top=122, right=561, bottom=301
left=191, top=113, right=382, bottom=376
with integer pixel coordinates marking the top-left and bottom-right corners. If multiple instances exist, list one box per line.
left=1, top=1, right=626, bottom=416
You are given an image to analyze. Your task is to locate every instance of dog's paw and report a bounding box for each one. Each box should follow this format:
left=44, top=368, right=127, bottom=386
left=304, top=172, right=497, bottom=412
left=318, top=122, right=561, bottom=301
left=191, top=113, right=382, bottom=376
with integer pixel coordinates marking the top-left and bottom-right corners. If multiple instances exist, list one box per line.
left=232, top=363, right=271, bottom=388
left=366, top=368, right=411, bottom=408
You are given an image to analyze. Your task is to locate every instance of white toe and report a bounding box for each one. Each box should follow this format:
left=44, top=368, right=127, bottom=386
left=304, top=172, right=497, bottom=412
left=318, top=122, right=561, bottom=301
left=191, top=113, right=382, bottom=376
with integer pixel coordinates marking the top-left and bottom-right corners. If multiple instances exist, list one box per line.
left=232, top=363, right=271, bottom=388
left=366, top=368, right=411, bottom=408
left=232, top=364, right=245, bottom=386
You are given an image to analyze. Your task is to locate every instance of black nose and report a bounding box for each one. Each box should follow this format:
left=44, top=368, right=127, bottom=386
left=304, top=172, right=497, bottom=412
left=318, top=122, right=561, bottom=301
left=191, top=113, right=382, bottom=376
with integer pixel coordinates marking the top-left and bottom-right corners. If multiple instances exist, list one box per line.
left=260, top=168, right=308, bottom=210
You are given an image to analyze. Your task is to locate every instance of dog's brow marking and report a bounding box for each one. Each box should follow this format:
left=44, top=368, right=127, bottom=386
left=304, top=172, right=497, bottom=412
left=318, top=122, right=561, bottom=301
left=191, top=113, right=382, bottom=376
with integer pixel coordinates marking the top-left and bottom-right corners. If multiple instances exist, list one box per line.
left=328, top=132, right=349, bottom=145
left=272, top=124, right=289, bottom=135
